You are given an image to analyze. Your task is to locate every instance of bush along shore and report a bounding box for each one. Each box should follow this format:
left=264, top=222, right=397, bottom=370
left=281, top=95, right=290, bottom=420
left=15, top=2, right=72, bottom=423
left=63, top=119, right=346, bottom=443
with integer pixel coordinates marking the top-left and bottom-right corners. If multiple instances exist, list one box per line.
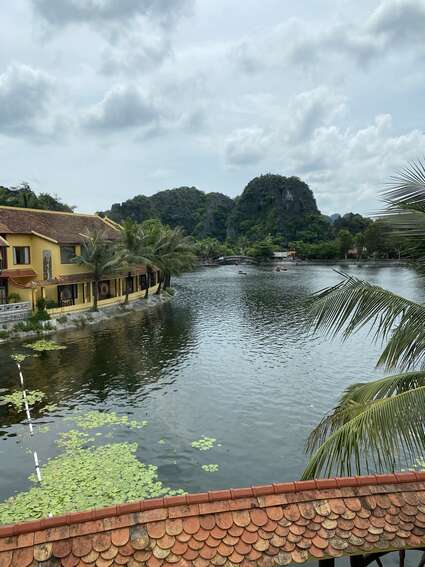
left=0, top=291, right=174, bottom=344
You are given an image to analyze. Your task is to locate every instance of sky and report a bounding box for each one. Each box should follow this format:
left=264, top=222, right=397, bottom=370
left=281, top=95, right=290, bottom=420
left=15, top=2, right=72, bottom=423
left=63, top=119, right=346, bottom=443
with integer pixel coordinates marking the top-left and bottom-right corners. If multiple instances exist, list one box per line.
left=1, top=0, right=424, bottom=215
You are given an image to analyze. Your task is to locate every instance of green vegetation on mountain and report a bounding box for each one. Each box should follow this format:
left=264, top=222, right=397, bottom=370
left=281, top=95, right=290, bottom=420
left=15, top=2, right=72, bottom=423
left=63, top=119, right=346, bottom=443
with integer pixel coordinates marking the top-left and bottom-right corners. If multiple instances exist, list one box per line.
left=103, top=174, right=332, bottom=245
left=227, top=174, right=323, bottom=243
left=0, top=183, right=73, bottom=212
left=102, top=173, right=399, bottom=261
left=107, top=187, right=234, bottom=241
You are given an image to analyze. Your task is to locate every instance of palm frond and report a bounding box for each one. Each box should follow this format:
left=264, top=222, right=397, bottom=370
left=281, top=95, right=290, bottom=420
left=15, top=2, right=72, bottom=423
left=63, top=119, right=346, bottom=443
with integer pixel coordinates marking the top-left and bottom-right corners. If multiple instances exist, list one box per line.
left=380, top=159, right=425, bottom=236
left=302, top=381, right=425, bottom=479
left=306, top=371, right=425, bottom=454
left=307, top=273, right=425, bottom=369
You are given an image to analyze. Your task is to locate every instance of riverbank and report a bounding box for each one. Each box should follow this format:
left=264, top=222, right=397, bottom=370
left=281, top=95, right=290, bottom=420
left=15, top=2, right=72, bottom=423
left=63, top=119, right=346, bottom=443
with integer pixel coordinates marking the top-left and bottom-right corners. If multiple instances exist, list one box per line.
left=0, top=291, right=173, bottom=345
left=291, top=259, right=408, bottom=266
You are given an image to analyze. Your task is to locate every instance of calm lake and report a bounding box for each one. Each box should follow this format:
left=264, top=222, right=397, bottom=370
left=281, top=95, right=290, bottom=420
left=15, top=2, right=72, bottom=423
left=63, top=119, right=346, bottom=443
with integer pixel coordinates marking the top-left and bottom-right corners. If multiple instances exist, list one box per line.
left=0, top=264, right=422, bottom=507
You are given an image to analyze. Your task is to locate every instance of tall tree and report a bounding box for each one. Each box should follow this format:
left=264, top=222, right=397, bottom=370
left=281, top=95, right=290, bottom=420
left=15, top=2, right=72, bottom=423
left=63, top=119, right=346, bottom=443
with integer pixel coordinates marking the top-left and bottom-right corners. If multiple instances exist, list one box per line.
left=118, top=219, right=151, bottom=304
left=303, top=159, right=425, bottom=479
left=73, top=230, right=125, bottom=311
left=337, top=229, right=353, bottom=259
left=141, top=222, right=196, bottom=292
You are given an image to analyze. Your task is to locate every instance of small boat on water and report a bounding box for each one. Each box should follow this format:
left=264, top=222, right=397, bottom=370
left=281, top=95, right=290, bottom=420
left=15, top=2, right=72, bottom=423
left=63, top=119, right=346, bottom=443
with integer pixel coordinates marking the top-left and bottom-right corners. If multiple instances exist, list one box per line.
left=238, top=270, right=247, bottom=275
left=274, top=265, right=288, bottom=272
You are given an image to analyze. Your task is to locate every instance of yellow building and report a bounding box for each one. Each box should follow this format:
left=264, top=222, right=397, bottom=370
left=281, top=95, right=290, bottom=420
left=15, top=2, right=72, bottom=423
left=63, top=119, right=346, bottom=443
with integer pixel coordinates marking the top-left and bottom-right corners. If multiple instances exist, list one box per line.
left=0, top=206, right=159, bottom=314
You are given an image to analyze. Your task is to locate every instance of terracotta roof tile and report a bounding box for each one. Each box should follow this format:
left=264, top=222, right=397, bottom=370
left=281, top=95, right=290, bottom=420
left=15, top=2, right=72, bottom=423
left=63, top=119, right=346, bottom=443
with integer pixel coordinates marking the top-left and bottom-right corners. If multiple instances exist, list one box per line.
left=4, top=473, right=425, bottom=565
left=0, top=206, right=120, bottom=244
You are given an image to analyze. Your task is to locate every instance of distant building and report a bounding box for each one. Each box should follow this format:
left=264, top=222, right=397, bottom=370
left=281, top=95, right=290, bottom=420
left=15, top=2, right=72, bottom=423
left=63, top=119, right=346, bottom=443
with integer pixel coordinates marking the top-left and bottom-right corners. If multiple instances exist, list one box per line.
left=0, top=206, right=159, bottom=312
left=273, top=250, right=295, bottom=260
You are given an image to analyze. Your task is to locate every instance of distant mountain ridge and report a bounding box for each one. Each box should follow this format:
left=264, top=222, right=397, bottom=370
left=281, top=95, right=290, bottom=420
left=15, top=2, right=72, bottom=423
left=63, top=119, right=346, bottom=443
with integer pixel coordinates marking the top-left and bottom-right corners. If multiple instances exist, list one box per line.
left=102, top=174, right=328, bottom=243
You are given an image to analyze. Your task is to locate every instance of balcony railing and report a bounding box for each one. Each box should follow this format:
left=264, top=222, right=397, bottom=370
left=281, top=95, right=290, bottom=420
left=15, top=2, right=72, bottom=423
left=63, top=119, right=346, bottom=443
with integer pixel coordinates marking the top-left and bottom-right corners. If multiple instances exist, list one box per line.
left=0, top=301, right=32, bottom=323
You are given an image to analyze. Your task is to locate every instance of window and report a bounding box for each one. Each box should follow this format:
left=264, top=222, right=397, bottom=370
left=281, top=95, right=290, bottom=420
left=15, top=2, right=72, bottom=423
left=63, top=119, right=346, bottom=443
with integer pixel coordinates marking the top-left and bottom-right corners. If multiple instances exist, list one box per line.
left=13, top=246, right=30, bottom=265
left=58, top=284, right=78, bottom=306
left=60, top=245, right=76, bottom=264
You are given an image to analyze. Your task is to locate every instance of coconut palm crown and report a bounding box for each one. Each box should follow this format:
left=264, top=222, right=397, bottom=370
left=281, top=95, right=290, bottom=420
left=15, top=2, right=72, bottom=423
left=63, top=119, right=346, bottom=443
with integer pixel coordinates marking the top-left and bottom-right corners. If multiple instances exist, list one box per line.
left=303, top=159, right=425, bottom=480
left=73, top=229, right=125, bottom=311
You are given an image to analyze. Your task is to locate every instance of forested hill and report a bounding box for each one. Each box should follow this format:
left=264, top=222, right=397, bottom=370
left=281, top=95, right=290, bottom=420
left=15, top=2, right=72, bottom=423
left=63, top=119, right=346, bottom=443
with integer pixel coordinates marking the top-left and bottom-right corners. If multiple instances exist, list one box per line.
left=102, top=174, right=331, bottom=244
left=104, top=186, right=234, bottom=241
left=0, top=184, right=73, bottom=212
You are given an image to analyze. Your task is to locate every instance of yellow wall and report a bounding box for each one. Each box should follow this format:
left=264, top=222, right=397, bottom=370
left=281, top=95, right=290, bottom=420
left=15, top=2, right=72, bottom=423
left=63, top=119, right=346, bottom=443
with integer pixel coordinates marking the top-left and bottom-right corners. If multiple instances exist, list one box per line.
left=4, top=234, right=89, bottom=279
left=3, top=233, right=153, bottom=311
left=47, top=284, right=159, bottom=316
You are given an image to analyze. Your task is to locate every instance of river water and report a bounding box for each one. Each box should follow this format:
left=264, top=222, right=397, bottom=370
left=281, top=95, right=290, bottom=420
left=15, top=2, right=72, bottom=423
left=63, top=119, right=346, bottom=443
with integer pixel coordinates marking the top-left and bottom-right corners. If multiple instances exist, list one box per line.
left=0, top=264, right=423, bottom=512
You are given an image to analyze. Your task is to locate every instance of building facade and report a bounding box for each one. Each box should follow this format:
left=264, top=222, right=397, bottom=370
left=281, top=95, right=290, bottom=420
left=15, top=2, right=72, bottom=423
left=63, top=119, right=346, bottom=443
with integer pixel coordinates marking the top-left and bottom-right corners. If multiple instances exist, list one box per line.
left=0, top=206, right=159, bottom=313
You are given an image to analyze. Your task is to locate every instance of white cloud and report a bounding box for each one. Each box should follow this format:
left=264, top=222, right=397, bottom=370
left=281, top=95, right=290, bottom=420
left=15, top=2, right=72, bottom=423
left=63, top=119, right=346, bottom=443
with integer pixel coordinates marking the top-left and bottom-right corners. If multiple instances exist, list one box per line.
left=1, top=1, right=424, bottom=213
left=224, top=127, right=272, bottom=166
left=289, top=115, right=425, bottom=212
left=233, top=0, right=425, bottom=74
left=32, top=0, right=194, bottom=28
left=82, top=85, right=159, bottom=132
left=286, top=87, right=346, bottom=143
left=0, top=64, right=55, bottom=138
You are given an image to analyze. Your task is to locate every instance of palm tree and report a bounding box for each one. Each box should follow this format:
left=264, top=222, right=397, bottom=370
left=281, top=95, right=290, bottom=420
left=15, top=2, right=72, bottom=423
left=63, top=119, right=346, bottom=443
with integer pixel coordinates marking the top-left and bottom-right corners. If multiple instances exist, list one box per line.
left=303, top=159, right=425, bottom=480
left=118, top=219, right=152, bottom=305
left=142, top=223, right=196, bottom=294
left=73, top=229, right=125, bottom=311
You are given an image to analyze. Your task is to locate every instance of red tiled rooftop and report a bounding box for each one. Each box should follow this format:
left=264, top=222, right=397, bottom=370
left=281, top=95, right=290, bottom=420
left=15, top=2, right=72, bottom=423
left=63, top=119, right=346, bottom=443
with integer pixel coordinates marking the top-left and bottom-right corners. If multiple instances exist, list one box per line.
left=0, top=206, right=120, bottom=244
left=1, top=472, right=425, bottom=565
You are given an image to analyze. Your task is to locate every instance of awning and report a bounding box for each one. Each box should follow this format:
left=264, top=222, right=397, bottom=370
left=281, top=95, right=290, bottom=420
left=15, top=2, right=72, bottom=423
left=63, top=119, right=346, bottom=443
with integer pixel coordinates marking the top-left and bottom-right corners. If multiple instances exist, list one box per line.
left=1, top=268, right=37, bottom=278
left=0, top=236, right=9, bottom=247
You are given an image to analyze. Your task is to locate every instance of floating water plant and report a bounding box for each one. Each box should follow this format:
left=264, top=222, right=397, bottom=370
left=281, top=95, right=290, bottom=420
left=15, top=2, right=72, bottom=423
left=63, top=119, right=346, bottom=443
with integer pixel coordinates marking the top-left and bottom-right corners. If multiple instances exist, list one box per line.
left=24, top=340, right=66, bottom=353
left=201, top=464, right=219, bottom=472
left=70, top=410, right=148, bottom=430
left=191, top=436, right=217, bottom=451
left=57, top=430, right=94, bottom=451
left=10, top=353, right=31, bottom=364
left=0, top=442, right=183, bottom=524
left=1, top=389, right=45, bottom=411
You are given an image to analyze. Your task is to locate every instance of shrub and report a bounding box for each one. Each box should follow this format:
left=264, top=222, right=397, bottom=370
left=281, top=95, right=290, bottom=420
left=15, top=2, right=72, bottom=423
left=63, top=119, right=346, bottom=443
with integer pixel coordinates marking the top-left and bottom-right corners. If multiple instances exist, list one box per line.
left=14, top=320, right=42, bottom=333
left=34, top=297, right=51, bottom=322
left=7, top=293, right=21, bottom=303
left=36, top=297, right=47, bottom=311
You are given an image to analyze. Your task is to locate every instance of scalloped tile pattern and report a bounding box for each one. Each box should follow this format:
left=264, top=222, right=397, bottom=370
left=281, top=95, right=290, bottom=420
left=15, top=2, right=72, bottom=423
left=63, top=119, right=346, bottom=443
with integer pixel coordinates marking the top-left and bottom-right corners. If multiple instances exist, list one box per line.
left=1, top=473, right=425, bottom=565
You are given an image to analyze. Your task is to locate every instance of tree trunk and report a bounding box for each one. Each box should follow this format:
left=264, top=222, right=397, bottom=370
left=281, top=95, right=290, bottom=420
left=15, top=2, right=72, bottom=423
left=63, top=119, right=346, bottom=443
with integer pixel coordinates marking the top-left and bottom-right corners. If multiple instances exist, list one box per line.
left=156, top=279, right=162, bottom=294
left=145, top=287, right=149, bottom=299
left=123, top=274, right=131, bottom=305
left=93, top=281, right=99, bottom=311
left=164, top=273, right=171, bottom=289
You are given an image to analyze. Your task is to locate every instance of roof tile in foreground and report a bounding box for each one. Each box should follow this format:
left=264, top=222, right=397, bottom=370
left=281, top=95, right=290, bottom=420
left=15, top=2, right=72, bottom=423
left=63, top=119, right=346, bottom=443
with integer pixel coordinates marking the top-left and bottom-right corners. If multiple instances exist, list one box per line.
left=1, top=472, right=425, bottom=565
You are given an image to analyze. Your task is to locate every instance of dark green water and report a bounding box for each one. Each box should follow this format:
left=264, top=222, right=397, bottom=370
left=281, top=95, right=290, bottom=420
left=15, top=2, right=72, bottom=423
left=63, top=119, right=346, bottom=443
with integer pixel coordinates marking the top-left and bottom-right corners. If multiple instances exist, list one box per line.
left=0, top=264, right=423, bottom=503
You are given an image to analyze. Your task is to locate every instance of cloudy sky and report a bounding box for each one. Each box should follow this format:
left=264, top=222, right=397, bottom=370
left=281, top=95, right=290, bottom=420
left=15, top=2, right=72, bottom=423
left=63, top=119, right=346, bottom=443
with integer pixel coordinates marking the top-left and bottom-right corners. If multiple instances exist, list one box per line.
left=1, top=0, right=424, bottom=215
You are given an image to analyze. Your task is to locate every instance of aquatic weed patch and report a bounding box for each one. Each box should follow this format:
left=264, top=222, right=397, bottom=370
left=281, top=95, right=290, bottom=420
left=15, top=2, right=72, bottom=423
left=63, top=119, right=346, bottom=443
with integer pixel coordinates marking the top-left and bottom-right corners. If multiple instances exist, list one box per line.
left=24, top=340, right=66, bottom=353
left=57, top=430, right=95, bottom=450
left=10, top=353, right=31, bottom=364
left=70, top=410, right=148, bottom=430
left=0, top=442, right=183, bottom=524
left=191, top=436, right=217, bottom=451
left=201, top=464, right=219, bottom=472
left=1, top=389, right=45, bottom=411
